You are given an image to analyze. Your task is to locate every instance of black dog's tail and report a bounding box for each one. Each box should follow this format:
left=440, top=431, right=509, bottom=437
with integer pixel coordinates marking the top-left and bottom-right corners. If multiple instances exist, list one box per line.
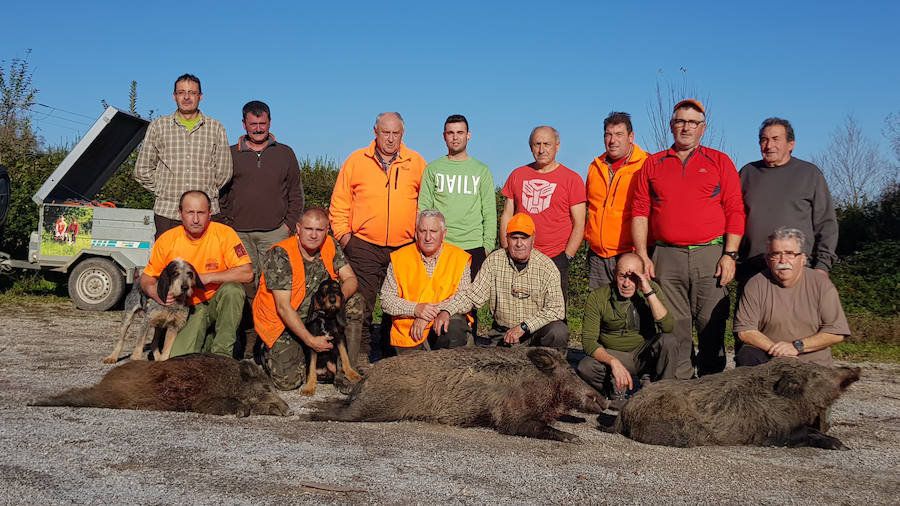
left=297, top=398, right=360, bottom=422
left=29, top=387, right=108, bottom=408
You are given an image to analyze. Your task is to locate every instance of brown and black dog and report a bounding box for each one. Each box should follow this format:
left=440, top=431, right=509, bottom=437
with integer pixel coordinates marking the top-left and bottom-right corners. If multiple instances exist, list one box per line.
left=300, top=279, right=361, bottom=396
left=103, top=258, right=203, bottom=363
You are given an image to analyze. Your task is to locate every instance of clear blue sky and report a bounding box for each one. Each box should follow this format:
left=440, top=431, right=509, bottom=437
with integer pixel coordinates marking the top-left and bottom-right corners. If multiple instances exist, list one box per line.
left=4, top=0, right=898, bottom=186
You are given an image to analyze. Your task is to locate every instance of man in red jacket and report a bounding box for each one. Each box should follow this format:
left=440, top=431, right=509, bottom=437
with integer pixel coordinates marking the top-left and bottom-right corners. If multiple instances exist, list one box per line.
left=631, top=99, right=745, bottom=378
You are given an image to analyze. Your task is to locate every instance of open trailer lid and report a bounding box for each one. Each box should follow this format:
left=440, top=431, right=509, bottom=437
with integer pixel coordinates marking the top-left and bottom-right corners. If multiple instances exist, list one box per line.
left=32, top=106, right=150, bottom=205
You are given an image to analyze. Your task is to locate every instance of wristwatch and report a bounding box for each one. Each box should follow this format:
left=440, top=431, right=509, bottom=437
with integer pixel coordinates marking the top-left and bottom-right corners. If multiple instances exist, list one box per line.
left=793, top=340, right=805, bottom=353
left=520, top=322, right=529, bottom=334
left=722, top=251, right=739, bottom=260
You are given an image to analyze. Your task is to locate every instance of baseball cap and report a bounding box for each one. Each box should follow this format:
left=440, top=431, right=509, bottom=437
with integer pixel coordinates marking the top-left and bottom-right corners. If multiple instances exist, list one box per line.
left=673, top=99, right=705, bottom=114
left=506, top=213, right=535, bottom=236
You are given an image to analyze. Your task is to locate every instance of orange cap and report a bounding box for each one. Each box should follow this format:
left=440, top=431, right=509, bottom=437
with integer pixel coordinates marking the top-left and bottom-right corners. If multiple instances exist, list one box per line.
left=507, top=213, right=535, bottom=236
left=673, top=99, right=705, bottom=114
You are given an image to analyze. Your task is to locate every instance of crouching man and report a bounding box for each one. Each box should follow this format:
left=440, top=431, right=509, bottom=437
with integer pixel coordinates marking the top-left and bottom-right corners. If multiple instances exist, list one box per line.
left=252, top=207, right=364, bottom=392
left=380, top=209, right=473, bottom=354
left=438, top=213, right=569, bottom=351
left=734, top=227, right=850, bottom=366
left=577, top=253, right=678, bottom=397
left=141, top=190, right=253, bottom=357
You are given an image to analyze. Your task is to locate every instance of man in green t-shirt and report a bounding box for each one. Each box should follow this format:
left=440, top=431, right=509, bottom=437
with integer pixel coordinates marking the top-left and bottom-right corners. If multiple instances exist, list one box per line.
left=577, top=253, right=679, bottom=397
left=418, top=115, right=496, bottom=277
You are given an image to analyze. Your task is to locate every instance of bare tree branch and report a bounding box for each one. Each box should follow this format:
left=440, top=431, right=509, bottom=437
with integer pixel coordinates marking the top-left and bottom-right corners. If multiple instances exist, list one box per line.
left=815, top=114, right=891, bottom=208
left=643, top=68, right=726, bottom=153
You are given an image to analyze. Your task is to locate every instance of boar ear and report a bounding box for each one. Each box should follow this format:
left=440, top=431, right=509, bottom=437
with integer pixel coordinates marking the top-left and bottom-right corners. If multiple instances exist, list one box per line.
left=238, top=360, right=260, bottom=382
left=527, top=348, right=558, bottom=374
left=774, top=372, right=807, bottom=398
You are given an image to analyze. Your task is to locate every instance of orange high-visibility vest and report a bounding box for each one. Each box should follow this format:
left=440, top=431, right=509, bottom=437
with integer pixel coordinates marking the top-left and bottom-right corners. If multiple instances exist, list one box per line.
left=389, top=243, right=471, bottom=347
left=253, top=236, right=337, bottom=348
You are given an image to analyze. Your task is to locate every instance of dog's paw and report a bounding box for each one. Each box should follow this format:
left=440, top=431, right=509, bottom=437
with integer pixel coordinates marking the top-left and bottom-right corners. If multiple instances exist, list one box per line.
left=101, top=356, right=118, bottom=364
left=300, top=385, right=316, bottom=397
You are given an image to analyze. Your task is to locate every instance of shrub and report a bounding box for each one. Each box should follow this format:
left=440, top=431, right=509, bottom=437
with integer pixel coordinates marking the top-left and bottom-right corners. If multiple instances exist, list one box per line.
left=830, top=240, right=900, bottom=318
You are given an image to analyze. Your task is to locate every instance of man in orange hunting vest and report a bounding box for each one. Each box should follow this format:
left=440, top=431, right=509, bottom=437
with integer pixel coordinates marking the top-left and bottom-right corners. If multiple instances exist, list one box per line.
left=252, top=207, right=364, bottom=393
left=379, top=209, right=473, bottom=354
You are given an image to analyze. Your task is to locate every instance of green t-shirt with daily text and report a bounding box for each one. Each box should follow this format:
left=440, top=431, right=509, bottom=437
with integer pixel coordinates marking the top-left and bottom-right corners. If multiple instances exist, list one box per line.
left=418, top=156, right=496, bottom=251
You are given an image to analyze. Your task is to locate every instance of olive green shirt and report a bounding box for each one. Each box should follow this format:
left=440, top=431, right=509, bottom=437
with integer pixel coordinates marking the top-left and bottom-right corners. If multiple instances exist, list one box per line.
left=581, top=280, right=674, bottom=357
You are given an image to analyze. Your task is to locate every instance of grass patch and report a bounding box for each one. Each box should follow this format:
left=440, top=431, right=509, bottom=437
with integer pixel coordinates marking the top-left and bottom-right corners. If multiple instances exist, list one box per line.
left=0, top=271, right=67, bottom=298
left=832, top=341, right=900, bottom=363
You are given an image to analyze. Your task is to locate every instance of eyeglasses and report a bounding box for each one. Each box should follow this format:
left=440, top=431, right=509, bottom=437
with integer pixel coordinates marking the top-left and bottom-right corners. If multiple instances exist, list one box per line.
left=766, top=251, right=802, bottom=260
left=671, top=119, right=705, bottom=129
left=175, top=90, right=200, bottom=97
left=615, top=273, right=636, bottom=281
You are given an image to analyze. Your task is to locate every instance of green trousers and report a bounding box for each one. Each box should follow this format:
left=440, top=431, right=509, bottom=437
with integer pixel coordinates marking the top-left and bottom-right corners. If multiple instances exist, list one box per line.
left=170, top=282, right=245, bottom=358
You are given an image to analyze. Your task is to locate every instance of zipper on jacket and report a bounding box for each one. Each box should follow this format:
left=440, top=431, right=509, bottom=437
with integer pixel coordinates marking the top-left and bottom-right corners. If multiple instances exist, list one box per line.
left=598, top=162, right=626, bottom=250
left=385, top=165, right=392, bottom=247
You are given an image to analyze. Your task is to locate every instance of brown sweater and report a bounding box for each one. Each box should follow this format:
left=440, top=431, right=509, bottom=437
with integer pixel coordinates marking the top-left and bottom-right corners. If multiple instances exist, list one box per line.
left=220, top=135, right=304, bottom=231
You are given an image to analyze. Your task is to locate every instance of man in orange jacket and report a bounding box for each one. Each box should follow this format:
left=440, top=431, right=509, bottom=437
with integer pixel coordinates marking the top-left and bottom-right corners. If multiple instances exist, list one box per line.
left=380, top=209, right=473, bottom=354
left=585, top=112, right=649, bottom=289
left=329, top=112, right=427, bottom=361
left=252, top=207, right=363, bottom=392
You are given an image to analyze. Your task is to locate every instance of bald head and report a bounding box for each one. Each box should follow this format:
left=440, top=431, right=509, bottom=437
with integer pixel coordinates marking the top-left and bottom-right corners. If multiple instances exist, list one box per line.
left=616, top=253, right=644, bottom=274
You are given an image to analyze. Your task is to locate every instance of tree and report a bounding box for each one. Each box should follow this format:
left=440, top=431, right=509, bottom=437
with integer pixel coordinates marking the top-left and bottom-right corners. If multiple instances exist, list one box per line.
left=0, top=50, right=40, bottom=164
left=96, top=81, right=155, bottom=208
left=814, top=114, right=890, bottom=208
left=884, top=111, right=900, bottom=169
left=644, top=67, right=725, bottom=153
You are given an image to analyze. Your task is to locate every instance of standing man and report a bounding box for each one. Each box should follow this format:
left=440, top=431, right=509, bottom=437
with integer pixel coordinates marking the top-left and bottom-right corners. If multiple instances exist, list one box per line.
left=585, top=112, right=650, bottom=289
left=734, top=227, right=850, bottom=367
left=219, top=100, right=304, bottom=357
left=500, top=126, right=586, bottom=303
left=140, top=190, right=252, bottom=358
left=738, top=118, right=838, bottom=282
left=134, top=74, right=233, bottom=239
left=329, top=112, right=427, bottom=361
left=380, top=210, right=473, bottom=354
left=632, top=99, right=745, bottom=378
left=252, top=207, right=363, bottom=392
left=418, top=115, right=496, bottom=277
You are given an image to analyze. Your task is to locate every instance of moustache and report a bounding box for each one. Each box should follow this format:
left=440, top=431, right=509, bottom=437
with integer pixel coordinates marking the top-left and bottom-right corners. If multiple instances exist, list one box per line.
left=775, top=263, right=793, bottom=271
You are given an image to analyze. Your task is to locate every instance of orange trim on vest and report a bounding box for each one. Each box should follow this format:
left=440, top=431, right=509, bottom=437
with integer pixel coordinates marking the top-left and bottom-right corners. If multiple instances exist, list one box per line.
left=253, top=236, right=338, bottom=348
left=389, top=243, right=471, bottom=348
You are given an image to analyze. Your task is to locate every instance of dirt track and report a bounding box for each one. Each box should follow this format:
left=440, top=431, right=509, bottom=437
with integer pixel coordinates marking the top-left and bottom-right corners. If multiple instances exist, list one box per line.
left=1, top=298, right=898, bottom=505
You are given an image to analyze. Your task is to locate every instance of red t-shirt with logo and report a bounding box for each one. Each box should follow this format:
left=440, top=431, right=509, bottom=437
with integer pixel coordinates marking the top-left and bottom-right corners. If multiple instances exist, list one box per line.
left=502, top=164, right=586, bottom=257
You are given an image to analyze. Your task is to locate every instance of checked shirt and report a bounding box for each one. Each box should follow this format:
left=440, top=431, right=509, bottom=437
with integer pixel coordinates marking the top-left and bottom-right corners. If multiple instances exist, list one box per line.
left=134, top=111, right=233, bottom=220
left=440, top=248, right=564, bottom=332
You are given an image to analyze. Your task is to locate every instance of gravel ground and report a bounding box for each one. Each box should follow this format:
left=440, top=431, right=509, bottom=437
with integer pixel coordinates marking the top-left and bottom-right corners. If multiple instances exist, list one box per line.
left=0, top=298, right=898, bottom=505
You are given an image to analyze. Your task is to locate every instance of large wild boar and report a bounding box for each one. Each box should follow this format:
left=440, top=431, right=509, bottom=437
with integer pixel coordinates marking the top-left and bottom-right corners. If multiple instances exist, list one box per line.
left=303, top=346, right=610, bottom=441
left=31, top=354, right=291, bottom=417
left=608, top=358, right=860, bottom=449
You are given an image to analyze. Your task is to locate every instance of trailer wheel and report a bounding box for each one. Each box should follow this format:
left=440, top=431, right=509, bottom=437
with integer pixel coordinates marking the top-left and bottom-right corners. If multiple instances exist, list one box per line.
left=68, top=257, right=125, bottom=311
